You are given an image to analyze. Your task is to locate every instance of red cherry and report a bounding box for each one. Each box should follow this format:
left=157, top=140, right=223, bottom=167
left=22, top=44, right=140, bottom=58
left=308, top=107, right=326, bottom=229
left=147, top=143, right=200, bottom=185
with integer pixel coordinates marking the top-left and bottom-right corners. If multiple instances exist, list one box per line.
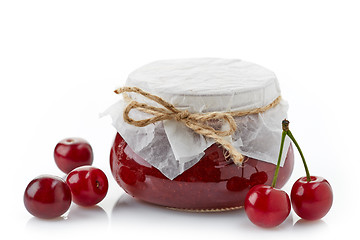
left=245, top=185, right=291, bottom=228
left=249, top=171, right=268, bottom=187
left=24, top=175, right=72, bottom=219
left=119, top=166, right=137, bottom=185
left=226, top=176, right=249, bottom=191
left=291, top=176, right=333, bottom=220
left=66, top=166, right=108, bottom=207
left=54, top=137, right=93, bottom=173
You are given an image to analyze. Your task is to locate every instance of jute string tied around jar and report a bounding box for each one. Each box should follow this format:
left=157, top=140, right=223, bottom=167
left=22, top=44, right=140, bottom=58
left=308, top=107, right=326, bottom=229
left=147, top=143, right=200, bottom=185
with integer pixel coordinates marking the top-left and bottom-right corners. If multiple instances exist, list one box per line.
left=114, top=86, right=282, bottom=165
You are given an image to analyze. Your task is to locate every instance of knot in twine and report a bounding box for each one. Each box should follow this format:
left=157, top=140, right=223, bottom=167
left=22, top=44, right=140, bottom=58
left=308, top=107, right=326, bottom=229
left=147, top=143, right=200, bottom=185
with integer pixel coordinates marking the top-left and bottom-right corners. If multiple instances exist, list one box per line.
left=114, top=86, right=282, bottom=165
left=175, top=110, right=191, bottom=121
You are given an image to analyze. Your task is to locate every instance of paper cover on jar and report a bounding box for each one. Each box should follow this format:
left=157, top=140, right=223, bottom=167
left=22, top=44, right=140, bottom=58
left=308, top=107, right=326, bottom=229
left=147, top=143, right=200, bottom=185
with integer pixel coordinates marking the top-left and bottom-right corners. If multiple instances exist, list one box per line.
left=103, top=58, right=290, bottom=180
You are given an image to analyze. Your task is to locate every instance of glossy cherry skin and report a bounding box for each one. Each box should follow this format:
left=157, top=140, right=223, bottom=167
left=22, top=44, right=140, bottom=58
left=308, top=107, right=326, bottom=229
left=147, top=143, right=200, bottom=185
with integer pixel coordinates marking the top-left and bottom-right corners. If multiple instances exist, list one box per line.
left=24, top=175, right=72, bottom=219
left=66, top=166, right=108, bottom=207
left=54, top=137, right=93, bottom=173
left=291, top=176, right=333, bottom=220
left=245, top=184, right=291, bottom=228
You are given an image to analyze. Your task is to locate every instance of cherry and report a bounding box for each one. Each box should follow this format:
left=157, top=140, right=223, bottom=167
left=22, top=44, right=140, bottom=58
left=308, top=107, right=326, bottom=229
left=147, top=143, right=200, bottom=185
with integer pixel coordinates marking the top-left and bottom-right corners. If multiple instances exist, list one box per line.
left=245, top=129, right=291, bottom=228
left=226, top=162, right=249, bottom=191
left=281, top=120, right=333, bottom=220
left=24, top=175, right=72, bottom=219
left=226, top=176, right=249, bottom=191
left=291, top=176, right=333, bottom=220
left=245, top=185, right=291, bottom=228
left=54, top=137, right=93, bottom=173
left=66, top=166, right=108, bottom=207
left=249, top=170, right=268, bottom=187
left=119, top=166, right=138, bottom=186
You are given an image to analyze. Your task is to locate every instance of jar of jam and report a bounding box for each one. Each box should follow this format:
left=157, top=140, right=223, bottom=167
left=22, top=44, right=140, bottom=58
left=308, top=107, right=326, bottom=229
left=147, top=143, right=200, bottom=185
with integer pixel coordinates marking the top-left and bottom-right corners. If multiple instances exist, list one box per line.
left=106, top=58, right=294, bottom=211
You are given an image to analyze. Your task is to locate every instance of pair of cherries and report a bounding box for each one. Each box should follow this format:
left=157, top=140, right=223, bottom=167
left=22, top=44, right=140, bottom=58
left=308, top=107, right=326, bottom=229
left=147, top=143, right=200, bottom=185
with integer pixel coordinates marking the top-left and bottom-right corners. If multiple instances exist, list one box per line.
left=244, top=120, right=333, bottom=228
left=24, top=138, right=108, bottom=219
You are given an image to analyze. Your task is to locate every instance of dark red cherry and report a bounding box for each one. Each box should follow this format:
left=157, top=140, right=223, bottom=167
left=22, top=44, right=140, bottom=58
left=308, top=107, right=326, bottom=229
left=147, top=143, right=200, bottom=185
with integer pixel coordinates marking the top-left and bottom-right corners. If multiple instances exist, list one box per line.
left=226, top=176, right=249, bottom=191
left=66, top=166, right=108, bottom=207
left=54, top=137, right=93, bottom=173
left=249, top=171, right=268, bottom=187
left=24, top=175, right=72, bottom=219
left=291, top=176, right=333, bottom=220
left=119, top=166, right=137, bottom=185
left=245, top=184, right=291, bottom=228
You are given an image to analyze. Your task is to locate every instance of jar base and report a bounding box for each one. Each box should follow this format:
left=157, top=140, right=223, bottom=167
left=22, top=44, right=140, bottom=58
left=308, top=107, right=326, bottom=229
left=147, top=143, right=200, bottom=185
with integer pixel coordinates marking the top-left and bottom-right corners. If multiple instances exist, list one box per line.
left=166, top=205, right=243, bottom=213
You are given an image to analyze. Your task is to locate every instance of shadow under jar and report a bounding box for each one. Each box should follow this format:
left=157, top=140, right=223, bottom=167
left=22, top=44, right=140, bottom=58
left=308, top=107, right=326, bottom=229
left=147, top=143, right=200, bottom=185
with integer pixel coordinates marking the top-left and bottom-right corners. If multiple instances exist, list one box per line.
left=106, top=58, right=294, bottom=211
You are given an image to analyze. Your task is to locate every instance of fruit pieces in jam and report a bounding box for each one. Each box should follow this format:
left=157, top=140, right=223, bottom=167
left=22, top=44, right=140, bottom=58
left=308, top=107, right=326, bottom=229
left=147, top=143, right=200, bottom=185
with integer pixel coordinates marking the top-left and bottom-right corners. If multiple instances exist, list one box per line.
left=110, top=133, right=294, bottom=210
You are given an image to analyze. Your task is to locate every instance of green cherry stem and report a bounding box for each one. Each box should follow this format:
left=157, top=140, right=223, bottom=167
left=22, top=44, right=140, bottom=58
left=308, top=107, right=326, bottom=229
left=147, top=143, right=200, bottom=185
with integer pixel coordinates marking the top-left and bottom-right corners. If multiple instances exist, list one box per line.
left=286, top=129, right=311, bottom=182
left=271, top=119, right=312, bottom=187
left=271, top=130, right=287, bottom=187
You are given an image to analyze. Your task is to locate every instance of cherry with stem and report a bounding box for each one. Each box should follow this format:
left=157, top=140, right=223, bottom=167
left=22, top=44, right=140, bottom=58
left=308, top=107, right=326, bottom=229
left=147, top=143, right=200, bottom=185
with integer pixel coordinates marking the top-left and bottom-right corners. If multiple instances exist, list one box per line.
left=279, top=119, right=333, bottom=221
left=244, top=125, right=291, bottom=228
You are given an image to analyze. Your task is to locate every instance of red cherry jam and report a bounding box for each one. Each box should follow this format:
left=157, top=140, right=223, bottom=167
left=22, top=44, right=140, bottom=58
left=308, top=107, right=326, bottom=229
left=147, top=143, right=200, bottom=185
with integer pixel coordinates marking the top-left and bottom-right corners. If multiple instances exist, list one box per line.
left=110, top=133, right=294, bottom=210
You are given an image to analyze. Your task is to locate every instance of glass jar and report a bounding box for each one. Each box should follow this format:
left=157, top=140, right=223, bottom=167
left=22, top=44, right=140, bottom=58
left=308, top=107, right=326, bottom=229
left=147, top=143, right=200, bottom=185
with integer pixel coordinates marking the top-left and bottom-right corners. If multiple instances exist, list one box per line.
left=105, top=58, right=294, bottom=211
left=110, top=133, right=294, bottom=210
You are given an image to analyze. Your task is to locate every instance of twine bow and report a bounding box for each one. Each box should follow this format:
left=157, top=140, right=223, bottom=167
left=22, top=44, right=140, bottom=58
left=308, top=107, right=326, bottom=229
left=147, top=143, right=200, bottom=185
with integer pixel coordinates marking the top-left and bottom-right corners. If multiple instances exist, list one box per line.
left=114, top=86, right=282, bottom=165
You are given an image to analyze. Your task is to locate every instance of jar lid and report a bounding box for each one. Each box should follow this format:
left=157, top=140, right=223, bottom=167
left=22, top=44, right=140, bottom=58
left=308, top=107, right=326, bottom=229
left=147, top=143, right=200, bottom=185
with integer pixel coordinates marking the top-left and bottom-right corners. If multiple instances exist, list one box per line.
left=105, top=58, right=289, bottom=180
left=127, top=58, right=281, bottom=113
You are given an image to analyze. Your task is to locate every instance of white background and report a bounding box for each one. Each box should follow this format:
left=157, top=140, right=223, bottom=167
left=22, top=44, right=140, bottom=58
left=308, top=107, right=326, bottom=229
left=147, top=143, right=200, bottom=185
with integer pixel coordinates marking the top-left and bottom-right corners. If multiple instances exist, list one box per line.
left=0, top=0, right=358, bottom=239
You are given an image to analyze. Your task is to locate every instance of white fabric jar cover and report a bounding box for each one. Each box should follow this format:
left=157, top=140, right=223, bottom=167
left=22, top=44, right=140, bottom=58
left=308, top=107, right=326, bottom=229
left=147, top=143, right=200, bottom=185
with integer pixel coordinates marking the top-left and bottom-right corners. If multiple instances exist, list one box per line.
left=103, top=58, right=290, bottom=180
